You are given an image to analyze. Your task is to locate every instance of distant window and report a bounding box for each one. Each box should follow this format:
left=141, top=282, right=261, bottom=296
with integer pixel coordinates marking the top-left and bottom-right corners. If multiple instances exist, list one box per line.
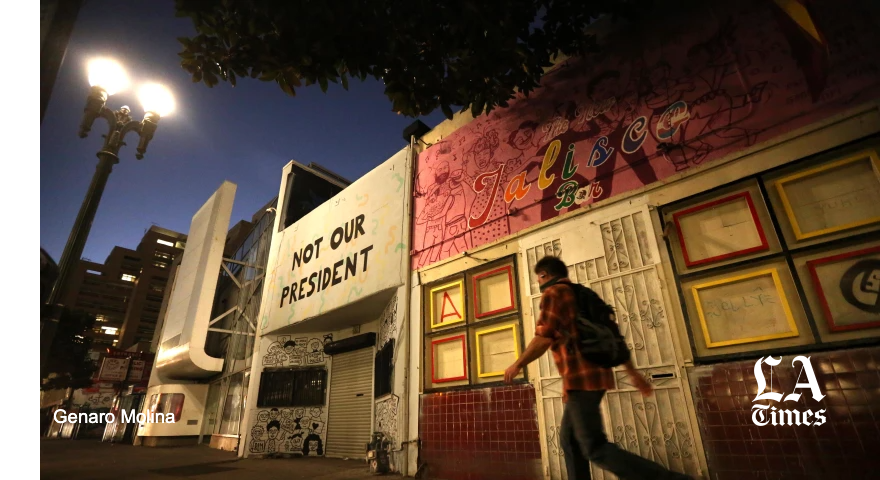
left=153, top=262, right=167, bottom=269
left=86, top=270, right=102, bottom=276
left=175, top=241, right=186, bottom=249
left=121, top=274, right=137, bottom=282
left=124, top=255, right=140, bottom=262
left=100, top=326, right=118, bottom=335
left=281, top=165, right=346, bottom=230
left=257, top=367, right=327, bottom=407
left=156, top=239, right=174, bottom=247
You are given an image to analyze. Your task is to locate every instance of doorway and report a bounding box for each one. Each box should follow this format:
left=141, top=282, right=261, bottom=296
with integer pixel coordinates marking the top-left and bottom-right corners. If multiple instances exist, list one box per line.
left=325, top=347, right=375, bottom=459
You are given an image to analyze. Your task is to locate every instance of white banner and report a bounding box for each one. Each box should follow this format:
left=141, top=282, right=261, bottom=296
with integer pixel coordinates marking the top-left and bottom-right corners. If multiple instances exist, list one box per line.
left=263, top=149, right=410, bottom=333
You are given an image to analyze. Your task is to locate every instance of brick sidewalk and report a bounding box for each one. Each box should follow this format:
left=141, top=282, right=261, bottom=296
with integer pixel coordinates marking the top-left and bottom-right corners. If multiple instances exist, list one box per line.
left=40, top=439, right=391, bottom=480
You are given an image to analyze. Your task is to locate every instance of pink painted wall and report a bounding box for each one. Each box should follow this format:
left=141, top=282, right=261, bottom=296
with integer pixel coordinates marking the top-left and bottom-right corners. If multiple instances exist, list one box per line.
left=411, top=0, right=880, bottom=270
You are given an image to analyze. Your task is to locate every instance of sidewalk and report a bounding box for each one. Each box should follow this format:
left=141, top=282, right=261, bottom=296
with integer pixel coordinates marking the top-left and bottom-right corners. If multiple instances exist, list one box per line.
left=40, top=438, right=390, bottom=480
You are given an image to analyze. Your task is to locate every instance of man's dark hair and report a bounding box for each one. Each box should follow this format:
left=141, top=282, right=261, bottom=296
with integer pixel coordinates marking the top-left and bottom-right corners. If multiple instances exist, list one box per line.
left=535, top=256, right=568, bottom=279
left=267, top=420, right=281, bottom=431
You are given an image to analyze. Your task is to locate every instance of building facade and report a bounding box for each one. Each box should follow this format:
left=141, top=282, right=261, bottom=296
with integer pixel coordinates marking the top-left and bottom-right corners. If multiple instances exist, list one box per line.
left=60, top=226, right=186, bottom=349
left=138, top=167, right=350, bottom=450
left=409, top=1, right=880, bottom=479
left=239, top=149, right=414, bottom=475
left=138, top=181, right=267, bottom=447
left=117, top=227, right=189, bottom=349
left=41, top=0, right=83, bottom=122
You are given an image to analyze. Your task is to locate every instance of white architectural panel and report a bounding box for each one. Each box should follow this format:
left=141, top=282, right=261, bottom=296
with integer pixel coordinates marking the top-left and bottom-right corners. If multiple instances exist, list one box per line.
left=157, top=181, right=236, bottom=378
left=261, top=149, right=410, bottom=334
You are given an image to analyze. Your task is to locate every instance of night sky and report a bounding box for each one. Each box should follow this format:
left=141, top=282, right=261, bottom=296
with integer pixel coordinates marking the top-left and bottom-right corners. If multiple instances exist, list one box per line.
left=40, top=0, right=447, bottom=263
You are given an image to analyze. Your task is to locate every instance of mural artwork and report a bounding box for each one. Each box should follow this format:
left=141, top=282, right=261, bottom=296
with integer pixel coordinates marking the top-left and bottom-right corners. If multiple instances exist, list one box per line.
left=248, top=406, right=328, bottom=456
left=251, top=334, right=331, bottom=455
left=412, top=0, right=880, bottom=269
left=375, top=394, right=400, bottom=449
left=261, top=334, right=333, bottom=367
left=378, top=294, right=399, bottom=349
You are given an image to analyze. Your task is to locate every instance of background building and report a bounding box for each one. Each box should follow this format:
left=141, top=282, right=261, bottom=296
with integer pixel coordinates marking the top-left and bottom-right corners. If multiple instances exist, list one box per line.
left=138, top=165, right=350, bottom=450
left=41, top=248, right=59, bottom=305
left=41, top=0, right=83, bottom=122
left=240, top=151, right=412, bottom=472
left=60, top=226, right=186, bottom=349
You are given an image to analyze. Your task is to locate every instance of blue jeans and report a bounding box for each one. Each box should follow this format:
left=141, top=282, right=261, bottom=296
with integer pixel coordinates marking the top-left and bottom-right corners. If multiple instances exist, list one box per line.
left=560, top=390, right=692, bottom=480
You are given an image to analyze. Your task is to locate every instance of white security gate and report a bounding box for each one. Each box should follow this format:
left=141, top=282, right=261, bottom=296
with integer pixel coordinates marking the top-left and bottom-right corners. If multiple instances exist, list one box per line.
left=325, top=347, right=375, bottom=459
left=520, top=202, right=702, bottom=480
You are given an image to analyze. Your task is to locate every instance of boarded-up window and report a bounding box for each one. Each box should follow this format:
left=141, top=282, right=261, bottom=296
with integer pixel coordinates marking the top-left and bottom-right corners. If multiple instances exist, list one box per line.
left=257, top=367, right=327, bottom=407
left=374, top=339, right=394, bottom=398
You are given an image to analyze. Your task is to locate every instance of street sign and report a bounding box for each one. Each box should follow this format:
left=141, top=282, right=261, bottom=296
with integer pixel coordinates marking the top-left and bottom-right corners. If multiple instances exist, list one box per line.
left=98, top=357, right=130, bottom=382
left=128, top=360, right=147, bottom=382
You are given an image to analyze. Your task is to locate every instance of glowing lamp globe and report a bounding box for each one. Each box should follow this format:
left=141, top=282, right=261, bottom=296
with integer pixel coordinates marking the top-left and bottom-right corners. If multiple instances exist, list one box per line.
left=87, top=58, right=129, bottom=96
left=138, top=84, right=175, bottom=117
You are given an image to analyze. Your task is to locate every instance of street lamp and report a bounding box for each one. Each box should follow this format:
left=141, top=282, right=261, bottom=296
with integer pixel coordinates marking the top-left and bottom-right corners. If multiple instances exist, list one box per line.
left=41, top=58, right=175, bottom=375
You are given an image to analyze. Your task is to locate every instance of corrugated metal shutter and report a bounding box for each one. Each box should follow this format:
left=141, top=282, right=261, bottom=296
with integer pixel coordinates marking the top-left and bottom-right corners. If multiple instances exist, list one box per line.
left=325, top=347, right=374, bottom=459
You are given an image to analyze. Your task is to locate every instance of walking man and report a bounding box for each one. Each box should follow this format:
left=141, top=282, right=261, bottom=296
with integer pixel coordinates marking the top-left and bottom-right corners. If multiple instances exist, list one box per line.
left=504, top=255, right=692, bottom=480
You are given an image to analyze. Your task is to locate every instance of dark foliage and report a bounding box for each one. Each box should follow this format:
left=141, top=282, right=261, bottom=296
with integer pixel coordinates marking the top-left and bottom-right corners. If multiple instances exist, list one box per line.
left=175, top=0, right=651, bottom=118
left=41, top=308, right=97, bottom=392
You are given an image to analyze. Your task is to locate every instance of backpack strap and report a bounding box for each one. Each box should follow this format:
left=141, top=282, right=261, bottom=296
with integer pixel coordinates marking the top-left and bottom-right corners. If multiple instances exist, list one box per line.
left=554, top=280, right=589, bottom=317
left=556, top=280, right=612, bottom=323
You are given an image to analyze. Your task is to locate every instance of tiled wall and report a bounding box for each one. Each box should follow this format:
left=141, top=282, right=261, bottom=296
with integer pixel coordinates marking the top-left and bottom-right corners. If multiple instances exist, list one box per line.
left=688, top=346, right=880, bottom=480
left=419, top=384, right=542, bottom=480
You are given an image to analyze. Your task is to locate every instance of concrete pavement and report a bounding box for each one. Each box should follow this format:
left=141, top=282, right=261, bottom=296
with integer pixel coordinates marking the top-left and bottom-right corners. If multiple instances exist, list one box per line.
left=40, top=439, right=391, bottom=480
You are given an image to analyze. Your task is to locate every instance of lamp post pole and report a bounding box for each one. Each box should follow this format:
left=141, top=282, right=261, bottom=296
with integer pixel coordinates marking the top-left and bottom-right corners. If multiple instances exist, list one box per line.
left=41, top=76, right=167, bottom=378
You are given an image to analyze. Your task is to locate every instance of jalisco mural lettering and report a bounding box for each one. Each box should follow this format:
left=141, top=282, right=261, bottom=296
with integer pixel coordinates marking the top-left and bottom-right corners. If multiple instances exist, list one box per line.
left=264, top=149, right=409, bottom=332
left=249, top=406, right=328, bottom=456
left=412, top=0, right=880, bottom=269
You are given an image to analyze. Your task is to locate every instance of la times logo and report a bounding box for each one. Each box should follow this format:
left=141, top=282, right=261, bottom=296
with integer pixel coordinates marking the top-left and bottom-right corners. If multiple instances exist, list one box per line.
left=751, top=355, right=827, bottom=427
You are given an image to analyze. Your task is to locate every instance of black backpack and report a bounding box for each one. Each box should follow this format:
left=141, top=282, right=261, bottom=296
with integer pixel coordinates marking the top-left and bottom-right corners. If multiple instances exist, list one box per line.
left=557, top=281, right=630, bottom=368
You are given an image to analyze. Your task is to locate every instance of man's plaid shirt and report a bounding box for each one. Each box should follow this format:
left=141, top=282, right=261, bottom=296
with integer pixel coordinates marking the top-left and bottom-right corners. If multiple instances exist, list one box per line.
left=534, top=278, right=615, bottom=402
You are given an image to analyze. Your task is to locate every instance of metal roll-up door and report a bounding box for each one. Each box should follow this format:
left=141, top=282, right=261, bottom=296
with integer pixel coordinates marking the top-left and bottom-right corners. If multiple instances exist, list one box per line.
left=325, top=347, right=374, bottom=459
